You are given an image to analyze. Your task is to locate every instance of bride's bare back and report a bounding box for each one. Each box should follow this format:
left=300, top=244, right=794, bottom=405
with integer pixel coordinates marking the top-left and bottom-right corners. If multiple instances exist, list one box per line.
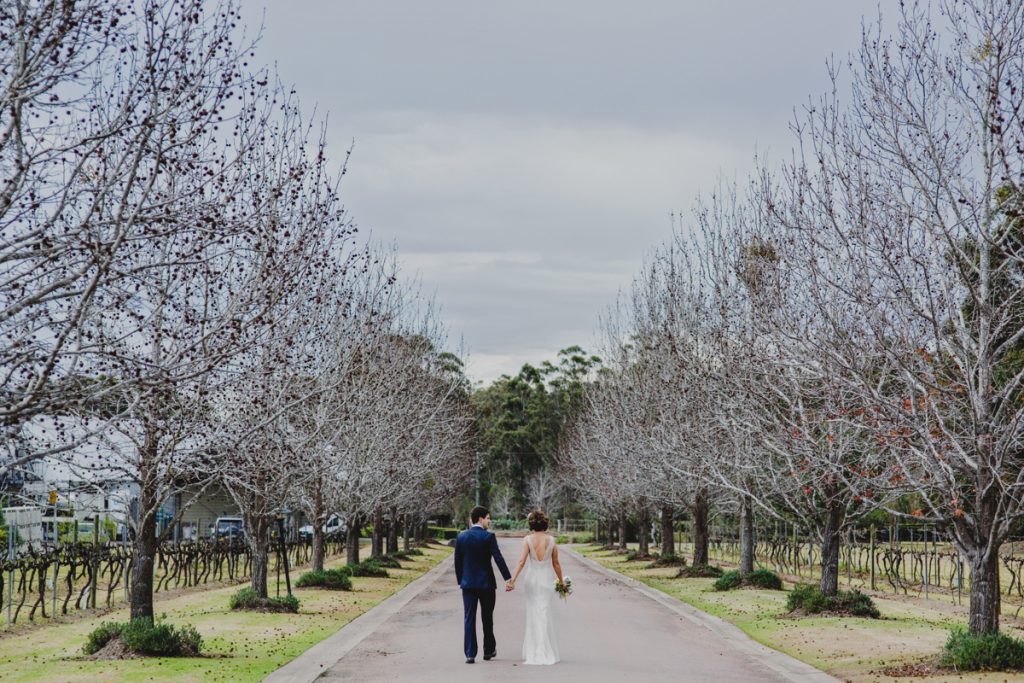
left=509, top=532, right=563, bottom=665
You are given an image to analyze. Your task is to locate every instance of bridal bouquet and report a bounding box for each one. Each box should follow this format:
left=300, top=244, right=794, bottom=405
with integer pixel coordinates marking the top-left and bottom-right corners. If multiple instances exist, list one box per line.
left=554, top=576, right=573, bottom=600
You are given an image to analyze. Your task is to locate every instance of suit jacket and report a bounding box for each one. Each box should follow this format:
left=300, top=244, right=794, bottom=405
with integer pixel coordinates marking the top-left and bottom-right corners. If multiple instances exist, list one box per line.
left=454, top=525, right=512, bottom=590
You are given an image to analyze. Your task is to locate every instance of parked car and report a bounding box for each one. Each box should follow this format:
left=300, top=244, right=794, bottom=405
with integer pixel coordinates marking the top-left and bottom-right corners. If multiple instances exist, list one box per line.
left=212, top=516, right=244, bottom=540
left=298, top=514, right=344, bottom=541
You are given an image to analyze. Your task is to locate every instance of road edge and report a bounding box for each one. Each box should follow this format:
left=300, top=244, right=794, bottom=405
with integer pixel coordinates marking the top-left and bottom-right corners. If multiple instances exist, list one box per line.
left=565, top=547, right=841, bottom=683
left=262, top=551, right=454, bottom=683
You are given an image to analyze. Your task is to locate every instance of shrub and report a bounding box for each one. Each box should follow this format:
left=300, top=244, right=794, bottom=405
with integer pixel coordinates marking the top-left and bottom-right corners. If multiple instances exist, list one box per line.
left=348, top=559, right=389, bottom=578
left=833, top=589, right=880, bottom=617
left=377, top=555, right=403, bottom=568
left=713, top=570, right=744, bottom=591
left=746, top=569, right=784, bottom=590
left=676, top=564, right=724, bottom=578
left=274, top=594, right=301, bottom=612
left=624, top=550, right=655, bottom=561
left=83, top=619, right=202, bottom=657
left=786, top=584, right=879, bottom=618
left=84, top=621, right=124, bottom=655
left=715, top=569, right=784, bottom=591
left=229, top=587, right=300, bottom=613
left=556, top=535, right=569, bottom=544
left=295, top=568, right=352, bottom=591
left=940, top=627, right=1024, bottom=671
left=787, top=584, right=828, bottom=612
left=404, top=548, right=424, bottom=556
left=229, top=587, right=260, bottom=610
left=650, top=553, right=687, bottom=568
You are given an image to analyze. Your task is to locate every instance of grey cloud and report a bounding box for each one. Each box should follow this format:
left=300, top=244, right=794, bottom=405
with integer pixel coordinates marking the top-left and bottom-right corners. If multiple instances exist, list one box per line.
left=242, top=0, right=877, bottom=381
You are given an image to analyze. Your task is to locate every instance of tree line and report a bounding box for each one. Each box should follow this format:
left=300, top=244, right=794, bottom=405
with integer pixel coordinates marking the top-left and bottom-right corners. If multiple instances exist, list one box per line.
left=560, top=0, right=1024, bottom=638
left=1, top=0, right=472, bottom=620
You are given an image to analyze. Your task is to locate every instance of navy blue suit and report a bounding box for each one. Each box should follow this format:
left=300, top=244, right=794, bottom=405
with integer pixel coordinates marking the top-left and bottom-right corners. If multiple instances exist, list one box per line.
left=454, top=525, right=511, bottom=659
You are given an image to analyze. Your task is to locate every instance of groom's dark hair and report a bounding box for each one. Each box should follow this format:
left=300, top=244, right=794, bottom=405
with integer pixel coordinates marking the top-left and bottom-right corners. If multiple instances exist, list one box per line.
left=470, top=506, right=489, bottom=523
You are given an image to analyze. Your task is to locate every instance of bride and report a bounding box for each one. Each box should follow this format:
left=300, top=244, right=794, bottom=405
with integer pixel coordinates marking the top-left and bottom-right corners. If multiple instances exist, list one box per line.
left=507, top=510, right=565, bottom=665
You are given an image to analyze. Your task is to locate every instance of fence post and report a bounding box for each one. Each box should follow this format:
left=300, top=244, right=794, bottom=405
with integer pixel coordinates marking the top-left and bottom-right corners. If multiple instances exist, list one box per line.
left=91, top=515, right=99, bottom=609
left=793, top=524, right=799, bottom=577
left=957, top=555, right=964, bottom=605
left=846, top=528, right=852, bottom=587
left=923, top=550, right=929, bottom=601
left=802, top=528, right=811, bottom=577
left=869, top=524, right=876, bottom=591
left=123, top=525, right=130, bottom=601
left=277, top=517, right=292, bottom=597
left=51, top=537, right=58, bottom=618
left=6, top=523, right=13, bottom=625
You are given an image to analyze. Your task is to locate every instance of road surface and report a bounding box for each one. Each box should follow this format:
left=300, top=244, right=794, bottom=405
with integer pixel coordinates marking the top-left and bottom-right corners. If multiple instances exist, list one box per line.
left=311, top=538, right=825, bottom=682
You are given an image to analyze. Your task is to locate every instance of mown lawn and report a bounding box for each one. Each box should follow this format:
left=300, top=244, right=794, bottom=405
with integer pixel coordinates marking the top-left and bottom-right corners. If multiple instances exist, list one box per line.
left=0, top=545, right=450, bottom=682
left=577, top=545, right=1024, bottom=682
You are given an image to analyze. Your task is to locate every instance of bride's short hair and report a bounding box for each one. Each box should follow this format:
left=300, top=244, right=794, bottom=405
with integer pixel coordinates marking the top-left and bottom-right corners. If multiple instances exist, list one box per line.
left=527, top=510, right=549, bottom=532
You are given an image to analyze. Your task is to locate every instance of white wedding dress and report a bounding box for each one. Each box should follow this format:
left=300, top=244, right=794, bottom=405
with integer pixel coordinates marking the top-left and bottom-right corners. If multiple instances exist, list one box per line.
left=522, top=534, right=560, bottom=665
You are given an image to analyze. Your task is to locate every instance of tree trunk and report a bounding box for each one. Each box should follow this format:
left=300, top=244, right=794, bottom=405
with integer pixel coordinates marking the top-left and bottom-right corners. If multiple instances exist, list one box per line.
left=690, top=489, right=710, bottom=566
left=311, top=526, right=326, bottom=573
left=387, top=507, right=399, bottom=554
left=310, top=485, right=326, bottom=572
left=739, top=495, right=755, bottom=575
left=346, top=517, right=361, bottom=565
left=818, top=503, right=845, bottom=597
left=618, top=511, right=628, bottom=551
left=968, top=548, right=1001, bottom=634
left=249, top=517, right=271, bottom=598
left=129, top=504, right=158, bottom=621
left=661, top=505, right=675, bottom=557
left=403, top=514, right=412, bottom=551
left=637, top=506, right=650, bottom=556
left=418, top=520, right=428, bottom=544
left=371, top=509, right=384, bottom=558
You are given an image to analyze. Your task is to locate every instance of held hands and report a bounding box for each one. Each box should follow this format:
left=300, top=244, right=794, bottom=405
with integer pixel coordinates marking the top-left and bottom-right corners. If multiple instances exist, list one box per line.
left=505, top=579, right=515, bottom=592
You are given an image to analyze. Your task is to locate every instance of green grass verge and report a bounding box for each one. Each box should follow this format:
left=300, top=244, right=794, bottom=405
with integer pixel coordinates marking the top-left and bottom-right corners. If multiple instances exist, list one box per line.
left=576, top=545, right=1021, bottom=682
left=0, top=546, right=450, bottom=682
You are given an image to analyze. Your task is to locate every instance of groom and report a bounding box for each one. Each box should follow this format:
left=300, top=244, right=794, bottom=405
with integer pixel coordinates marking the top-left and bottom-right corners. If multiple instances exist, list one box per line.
left=454, top=506, right=512, bottom=664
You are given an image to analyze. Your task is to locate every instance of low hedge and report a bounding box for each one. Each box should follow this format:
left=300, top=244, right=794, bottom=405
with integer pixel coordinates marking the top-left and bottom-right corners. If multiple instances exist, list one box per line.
left=713, top=569, right=783, bottom=591
left=84, top=618, right=202, bottom=657
left=624, top=550, right=656, bottom=562
left=649, top=553, right=687, bottom=568
left=785, top=584, right=879, bottom=618
left=347, top=559, right=390, bottom=578
left=229, top=587, right=300, bottom=613
left=295, top=568, right=353, bottom=591
left=676, top=563, right=724, bottom=578
left=940, top=627, right=1024, bottom=671
left=713, top=570, right=744, bottom=591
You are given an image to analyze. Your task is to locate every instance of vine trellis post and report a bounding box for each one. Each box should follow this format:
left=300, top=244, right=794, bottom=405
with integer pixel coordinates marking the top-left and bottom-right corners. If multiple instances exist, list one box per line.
left=869, top=525, right=876, bottom=591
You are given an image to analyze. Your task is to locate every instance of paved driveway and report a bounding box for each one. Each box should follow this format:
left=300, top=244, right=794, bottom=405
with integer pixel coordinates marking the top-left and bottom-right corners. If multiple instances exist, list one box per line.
left=316, top=538, right=812, bottom=682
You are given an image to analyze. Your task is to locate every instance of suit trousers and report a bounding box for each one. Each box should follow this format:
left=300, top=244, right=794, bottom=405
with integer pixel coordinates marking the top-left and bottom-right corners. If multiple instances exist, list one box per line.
left=461, top=588, right=496, bottom=658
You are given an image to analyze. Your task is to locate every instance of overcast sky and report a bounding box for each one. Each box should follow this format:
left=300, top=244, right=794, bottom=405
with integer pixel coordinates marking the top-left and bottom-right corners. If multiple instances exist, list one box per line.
left=240, top=1, right=877, bottom=385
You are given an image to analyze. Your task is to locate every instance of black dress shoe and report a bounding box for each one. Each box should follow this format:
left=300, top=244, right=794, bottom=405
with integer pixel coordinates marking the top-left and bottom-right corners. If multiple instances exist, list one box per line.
left=484, top=652, right=496, bottom=661
left=465, top=658, right=475, bottom=664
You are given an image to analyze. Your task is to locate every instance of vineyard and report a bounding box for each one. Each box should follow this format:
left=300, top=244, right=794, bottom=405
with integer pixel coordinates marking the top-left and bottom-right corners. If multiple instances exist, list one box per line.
left=0, top=537, right=341, bottom=627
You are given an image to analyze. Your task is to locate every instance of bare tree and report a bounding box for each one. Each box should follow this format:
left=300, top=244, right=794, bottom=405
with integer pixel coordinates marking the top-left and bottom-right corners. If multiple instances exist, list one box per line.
left=754, top=0, right=1024, bottom=633
left=1, top=1, right=255, bottom=475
